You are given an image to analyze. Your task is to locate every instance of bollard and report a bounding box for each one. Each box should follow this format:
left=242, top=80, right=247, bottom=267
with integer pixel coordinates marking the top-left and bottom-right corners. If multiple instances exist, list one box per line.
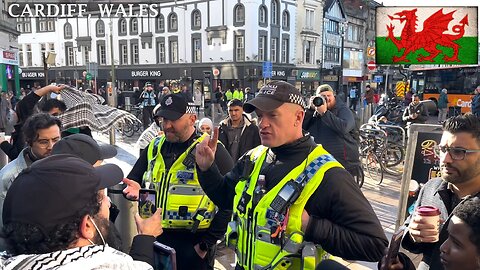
left=125, top=97, right=131, bottom=111
left=108, top=183, right=137, bottom=252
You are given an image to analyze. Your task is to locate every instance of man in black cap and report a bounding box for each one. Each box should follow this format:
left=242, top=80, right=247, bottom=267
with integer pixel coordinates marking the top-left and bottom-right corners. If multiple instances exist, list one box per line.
left=140, top=82, right=157, bottom=129
left=52, top=133, right=117, bottom=166
left=123, top=94, right=234, bottom=270
left=195, top=80, right=387, bottom=269
left=1, top=155, right=162, bottom=269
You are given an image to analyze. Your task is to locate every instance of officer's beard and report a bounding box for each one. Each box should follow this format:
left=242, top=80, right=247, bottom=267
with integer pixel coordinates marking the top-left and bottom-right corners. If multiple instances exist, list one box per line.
left=91, top=216, right=123, bottom=251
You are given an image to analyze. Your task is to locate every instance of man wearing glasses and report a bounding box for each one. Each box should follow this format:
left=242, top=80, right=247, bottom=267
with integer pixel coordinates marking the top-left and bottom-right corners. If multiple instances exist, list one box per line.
left=0, top=113, right=61, bottom=239
left=387, top=114, right=480, bottom=270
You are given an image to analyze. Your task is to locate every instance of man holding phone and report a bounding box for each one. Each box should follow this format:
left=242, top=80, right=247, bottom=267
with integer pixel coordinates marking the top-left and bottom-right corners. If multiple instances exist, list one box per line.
left=1, top=155, right=163, bottom=269
left=123, top=94, right=234, bottom=270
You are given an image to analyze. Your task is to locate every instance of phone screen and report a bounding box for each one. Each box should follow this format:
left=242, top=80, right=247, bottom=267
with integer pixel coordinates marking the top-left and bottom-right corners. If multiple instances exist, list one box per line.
left=138, top=189, right=157, bottom=218
left=153, top=241, right=177, bottom=270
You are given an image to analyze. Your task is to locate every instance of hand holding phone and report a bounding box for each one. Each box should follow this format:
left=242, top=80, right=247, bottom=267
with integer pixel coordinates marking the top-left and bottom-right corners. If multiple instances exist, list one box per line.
left=153, top=241, right=177, bottom=270
left=380, top=227, right=405, bottom=270
left=138, top=189, right=157, bottom=219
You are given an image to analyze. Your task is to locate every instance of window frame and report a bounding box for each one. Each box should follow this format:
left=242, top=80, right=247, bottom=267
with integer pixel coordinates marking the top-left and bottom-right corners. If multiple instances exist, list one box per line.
left=64, top=23, right=72, bottom=39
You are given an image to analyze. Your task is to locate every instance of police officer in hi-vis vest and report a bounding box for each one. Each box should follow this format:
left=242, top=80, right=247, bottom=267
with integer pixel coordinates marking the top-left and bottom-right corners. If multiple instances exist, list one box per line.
left=195, top=81, right=388, bottom=270
left=123, top=94, right=234, bottom=270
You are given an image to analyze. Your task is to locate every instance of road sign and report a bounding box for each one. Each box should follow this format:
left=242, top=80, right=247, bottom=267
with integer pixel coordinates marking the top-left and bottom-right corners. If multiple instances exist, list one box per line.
left=262, top=61, right=272, bottom=78
left=86, top=72, right=92, bottom=81
left=367, top=60, right=377, bottom=71
left=367, top=47, right=375, bottom=57
left=212, top=68, right=220, bottom=77
left=374, top=75, right=383, bottom=83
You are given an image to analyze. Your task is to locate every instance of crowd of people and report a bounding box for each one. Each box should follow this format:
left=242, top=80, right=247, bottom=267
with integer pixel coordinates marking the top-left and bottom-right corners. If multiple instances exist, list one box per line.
left=0, top=80, right=479, bottom=270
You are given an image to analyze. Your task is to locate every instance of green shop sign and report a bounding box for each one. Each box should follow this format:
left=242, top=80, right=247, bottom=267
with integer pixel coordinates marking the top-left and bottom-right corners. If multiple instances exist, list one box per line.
left=296, top=70, right=320, bottom=80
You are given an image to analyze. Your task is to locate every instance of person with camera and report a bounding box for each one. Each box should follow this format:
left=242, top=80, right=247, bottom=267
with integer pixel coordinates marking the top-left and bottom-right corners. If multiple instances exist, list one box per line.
left=195, top=81, right=387, bottom=269
left=303, top=84, right=361, bottom=178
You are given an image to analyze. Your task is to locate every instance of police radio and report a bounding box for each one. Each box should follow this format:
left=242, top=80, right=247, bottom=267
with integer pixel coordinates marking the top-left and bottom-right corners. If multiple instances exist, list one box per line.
left=270, top=180, right=301, bottom=214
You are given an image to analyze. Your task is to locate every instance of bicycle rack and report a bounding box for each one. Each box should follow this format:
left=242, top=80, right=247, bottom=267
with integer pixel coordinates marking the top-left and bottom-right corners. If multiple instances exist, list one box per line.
left=378, top=124, right=406, bottom=148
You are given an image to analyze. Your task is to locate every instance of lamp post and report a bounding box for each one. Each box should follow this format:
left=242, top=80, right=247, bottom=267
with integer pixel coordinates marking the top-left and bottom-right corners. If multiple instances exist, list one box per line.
left=108, top=19, right=116, bottom=145
left=338, top=20, right=348, bottom=102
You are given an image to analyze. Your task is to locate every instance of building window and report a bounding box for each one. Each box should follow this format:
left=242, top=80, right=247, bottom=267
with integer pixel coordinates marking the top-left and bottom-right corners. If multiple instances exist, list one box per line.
left=304, top=41, right=313, bottom=63
left=16, top=18, right=31, bottom=33
left=258, top=36, right=266, bottom=61
left=130, top=18, right=138, bottom=34
left=157, top=41, right=165, bottom=63
left=38, top=18, right=55, bottom=32
left=64, top=23, right=72, bottom=39
left=26, top=44, right=32, bottom=66
left=235, top=35, right=245, bottom=61
left=234, top=4, right=245, bottom=24
left=66, top=46, right=75, bottom=66
left=305, top=9, right=314, bottom=30
left=119, top=18, right=127, bottom=35
left=169, top=40, right=178, bottom=63
left=96, top=20, right=105, bottom=36
left=19, top=49, right=24, bottom=66
left=83, top=46, right=90, bottom=64
left=120, top=44, right=128, bottom=65
left=259, top=6, right=267, bottom=26
left=327, top=20, right=339, bottom=34
left=192, top=38, right=201, bottom=63
left=156, top=14, right=165, bottom=32
left=271, top=38, right=278, bottom=63
left=192, top=10, right=201, bottom=29
left=281, top=38, right=288, bottom=63
left=168, top=13, right=178, bottom=32
left=347, top=23, right=363, bottom=43
left=98, top=44, right=106, bottom=65
left=271, top=0, right=279, bottom=25
left=131, top=43, right=139, bottom=64
left=282, top=11, right=290, bottom=29
left=40, top=43, right=46, bottom=66
left=325, top=46, right=340, bottom=62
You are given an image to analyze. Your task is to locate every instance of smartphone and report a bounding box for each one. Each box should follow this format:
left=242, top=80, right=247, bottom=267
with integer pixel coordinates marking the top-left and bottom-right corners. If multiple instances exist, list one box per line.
left=138, top=189, right=157, bottom=218
left=382, top=227, right=406, bottom=269
left=153, top=241, right=177, bottom=270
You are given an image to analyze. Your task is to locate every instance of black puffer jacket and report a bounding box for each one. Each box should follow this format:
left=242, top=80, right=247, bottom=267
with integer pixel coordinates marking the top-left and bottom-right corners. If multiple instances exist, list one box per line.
left=218, top=114, right=261, bottom=161
left=303, top=100, right=359, bottom=170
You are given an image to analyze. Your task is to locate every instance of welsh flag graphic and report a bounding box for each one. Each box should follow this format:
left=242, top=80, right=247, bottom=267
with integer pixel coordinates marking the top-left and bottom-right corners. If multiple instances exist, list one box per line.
left=376, top=7, right=478, bottom=64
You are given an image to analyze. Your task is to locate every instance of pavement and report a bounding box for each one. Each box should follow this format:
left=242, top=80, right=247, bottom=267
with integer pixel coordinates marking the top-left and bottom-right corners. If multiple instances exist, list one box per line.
left=95, top=115, right=421, bottom=270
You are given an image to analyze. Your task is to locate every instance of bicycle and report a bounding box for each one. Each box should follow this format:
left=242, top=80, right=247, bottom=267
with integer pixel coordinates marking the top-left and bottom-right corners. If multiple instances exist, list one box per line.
left=359, top=128, right=386, bottom=185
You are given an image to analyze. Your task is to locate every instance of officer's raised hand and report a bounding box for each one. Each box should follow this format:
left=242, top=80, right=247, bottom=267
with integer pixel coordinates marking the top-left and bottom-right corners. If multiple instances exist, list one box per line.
left=195, top=126, right=219, bottom=171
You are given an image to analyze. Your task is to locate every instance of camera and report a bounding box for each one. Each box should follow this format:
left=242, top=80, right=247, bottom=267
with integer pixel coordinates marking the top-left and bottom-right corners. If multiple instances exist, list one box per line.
left=312, top=96, right=325, bottom=107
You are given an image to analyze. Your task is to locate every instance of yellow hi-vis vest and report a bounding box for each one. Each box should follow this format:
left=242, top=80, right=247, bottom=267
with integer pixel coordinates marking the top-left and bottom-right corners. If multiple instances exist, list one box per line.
left=229, top=145, right=343, bottom=270
left=145, top=133, right=216, bottom=230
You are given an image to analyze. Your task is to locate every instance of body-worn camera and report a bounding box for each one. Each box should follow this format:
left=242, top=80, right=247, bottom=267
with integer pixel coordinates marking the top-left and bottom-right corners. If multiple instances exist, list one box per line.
left=312, top=96, right=325, bottom=107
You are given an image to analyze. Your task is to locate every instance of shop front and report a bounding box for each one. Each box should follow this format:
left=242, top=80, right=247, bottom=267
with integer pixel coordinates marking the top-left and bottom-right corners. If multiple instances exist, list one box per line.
left=0, top=50, right=20, bottom=95
left=295, top=69, right=321, bottom=97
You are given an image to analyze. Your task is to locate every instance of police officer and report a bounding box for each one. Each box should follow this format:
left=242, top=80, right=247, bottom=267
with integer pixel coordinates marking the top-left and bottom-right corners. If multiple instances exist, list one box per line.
left=140, top=82, right=157, bottom=129
left=195, top=81, right=388, bottom=269
left=123, top=94, right=234, bottom=270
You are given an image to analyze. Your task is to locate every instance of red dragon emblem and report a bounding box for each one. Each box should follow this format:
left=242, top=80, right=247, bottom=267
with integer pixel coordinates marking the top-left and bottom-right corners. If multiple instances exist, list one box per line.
left=386, top=8, right=469, bottom=63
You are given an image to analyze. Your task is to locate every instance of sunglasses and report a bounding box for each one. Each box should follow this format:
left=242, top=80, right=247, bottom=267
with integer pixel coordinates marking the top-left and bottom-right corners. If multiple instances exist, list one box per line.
left=434, top=145, right=480, bottom=161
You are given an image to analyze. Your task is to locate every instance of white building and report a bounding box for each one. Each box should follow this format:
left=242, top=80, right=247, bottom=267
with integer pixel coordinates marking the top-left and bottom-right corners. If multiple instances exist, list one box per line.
left=17, top=1, right=297, bottom=95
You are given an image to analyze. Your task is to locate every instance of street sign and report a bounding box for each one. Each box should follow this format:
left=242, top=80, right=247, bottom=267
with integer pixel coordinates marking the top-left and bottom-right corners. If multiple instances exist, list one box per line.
left=367, top=47, right=375, bottom=57
left=374, top=75, right=383, bottom=83
left=86, top=72, right=92, bottom=81
left=367, top=60, right=377, bottom=71
left=262, top=61, right=272, bottom=78
left=212, top=68, right=220, bottom=77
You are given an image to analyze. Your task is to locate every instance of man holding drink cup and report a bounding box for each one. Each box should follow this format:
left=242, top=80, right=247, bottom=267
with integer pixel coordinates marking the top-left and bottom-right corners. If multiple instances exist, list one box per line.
left=386, top=114, right=480, bottom=270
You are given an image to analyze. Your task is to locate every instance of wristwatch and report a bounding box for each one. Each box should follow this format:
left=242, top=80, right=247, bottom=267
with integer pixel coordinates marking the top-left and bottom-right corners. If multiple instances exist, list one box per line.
left=199, top=242, right=209, bottom=252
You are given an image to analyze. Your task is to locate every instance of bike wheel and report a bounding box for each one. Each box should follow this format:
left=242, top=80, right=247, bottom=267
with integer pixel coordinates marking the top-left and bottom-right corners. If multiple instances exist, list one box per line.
left=122, top=122, right=135, bottom=137
left=382, top=144, right=405, bottom=167
left=363, top=152, right=384, bottom=185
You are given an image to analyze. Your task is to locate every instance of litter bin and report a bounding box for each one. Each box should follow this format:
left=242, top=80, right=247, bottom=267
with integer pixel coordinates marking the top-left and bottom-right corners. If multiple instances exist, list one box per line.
left=108, top=183, right=137, bottom=252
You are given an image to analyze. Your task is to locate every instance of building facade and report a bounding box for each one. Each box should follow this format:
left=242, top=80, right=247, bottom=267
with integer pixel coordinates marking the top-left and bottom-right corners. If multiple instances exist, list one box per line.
left=17, top=0, right=297, bottom=99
